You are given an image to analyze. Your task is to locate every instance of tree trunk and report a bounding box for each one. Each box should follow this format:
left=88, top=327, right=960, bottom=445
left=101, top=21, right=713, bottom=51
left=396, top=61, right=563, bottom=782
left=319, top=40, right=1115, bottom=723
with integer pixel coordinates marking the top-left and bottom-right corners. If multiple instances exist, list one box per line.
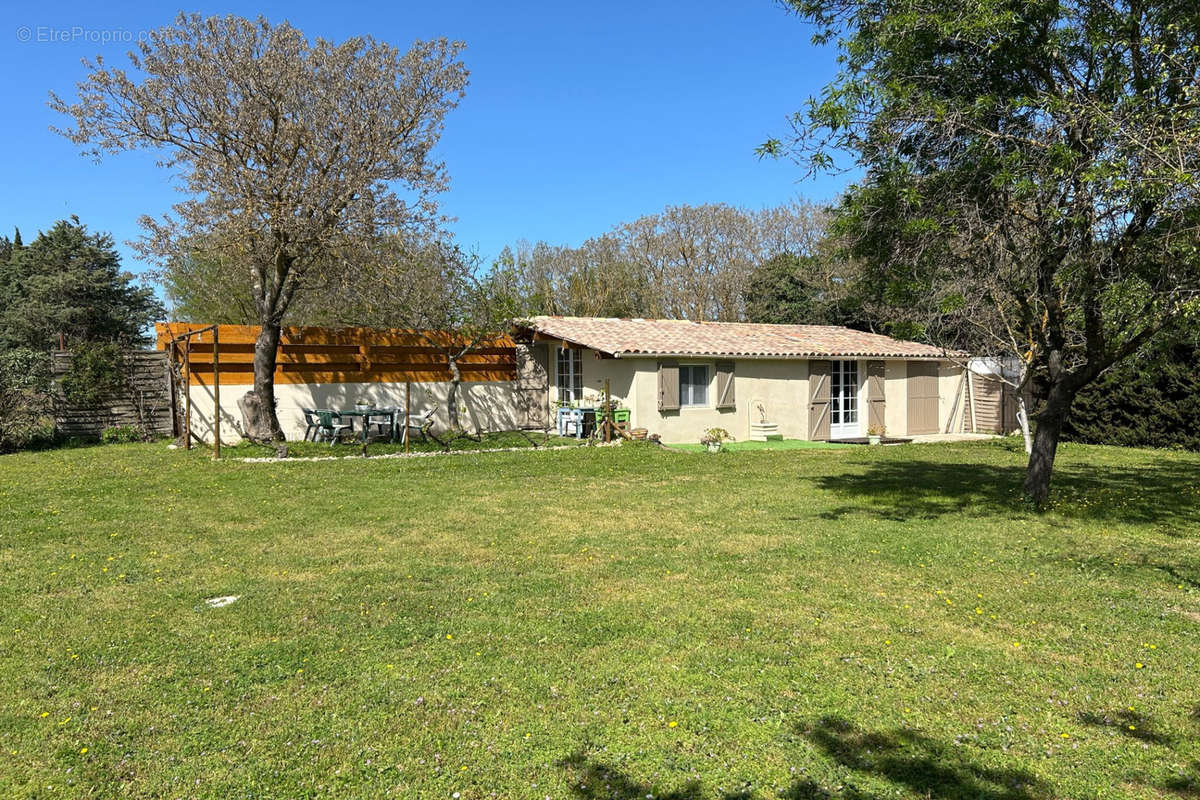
left=1023, top=382, right=1076, bottom=508
left=446, top=354, right=462, bottom=431
left=241, top=322, right=284, bottom=441
left=1015, top=394, right=1033, bottom=455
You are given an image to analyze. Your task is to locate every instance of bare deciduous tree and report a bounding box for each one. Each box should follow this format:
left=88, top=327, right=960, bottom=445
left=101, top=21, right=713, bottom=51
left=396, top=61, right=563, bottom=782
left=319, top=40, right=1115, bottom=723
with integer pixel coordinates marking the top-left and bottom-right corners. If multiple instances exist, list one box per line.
left=495, top=200, right=834, bottom=321
left=51, top=13, right=469, bottom=440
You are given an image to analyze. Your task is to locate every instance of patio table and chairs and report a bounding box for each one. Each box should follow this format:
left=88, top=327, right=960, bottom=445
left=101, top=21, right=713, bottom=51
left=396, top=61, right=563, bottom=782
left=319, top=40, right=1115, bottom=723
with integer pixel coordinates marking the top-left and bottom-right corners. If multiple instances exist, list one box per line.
left=557, top=403, right=630, bottom=439
left=556, top=405, right=597, bottom=438
left=302, top=404, right=437, bottom=446
left=335, top=406, right=402, bottom=445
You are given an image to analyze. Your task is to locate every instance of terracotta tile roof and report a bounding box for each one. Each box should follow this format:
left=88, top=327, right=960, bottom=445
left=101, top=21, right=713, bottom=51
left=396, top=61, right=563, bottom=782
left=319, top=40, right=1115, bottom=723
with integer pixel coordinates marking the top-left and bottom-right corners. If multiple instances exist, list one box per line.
left=515, top=316, right=957, bottom=359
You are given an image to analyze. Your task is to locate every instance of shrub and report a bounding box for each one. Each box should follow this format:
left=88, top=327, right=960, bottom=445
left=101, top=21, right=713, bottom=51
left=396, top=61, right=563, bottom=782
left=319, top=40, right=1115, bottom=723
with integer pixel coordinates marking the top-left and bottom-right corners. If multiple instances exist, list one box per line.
left=1064, top=329, right=1200, bottom=451
left=60, top=341, right=128, bottom=407
left=0, top=348, right=55, bottom=453
left=101, top=425, right=146, bottom=444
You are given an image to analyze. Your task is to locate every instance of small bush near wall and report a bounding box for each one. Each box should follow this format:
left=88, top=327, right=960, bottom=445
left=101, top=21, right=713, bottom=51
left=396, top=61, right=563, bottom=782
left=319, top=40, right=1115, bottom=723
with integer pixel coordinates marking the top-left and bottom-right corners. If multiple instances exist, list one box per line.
left=100, top=425, right=148, bottom=444
left=0, top=348, right=55, bottom=453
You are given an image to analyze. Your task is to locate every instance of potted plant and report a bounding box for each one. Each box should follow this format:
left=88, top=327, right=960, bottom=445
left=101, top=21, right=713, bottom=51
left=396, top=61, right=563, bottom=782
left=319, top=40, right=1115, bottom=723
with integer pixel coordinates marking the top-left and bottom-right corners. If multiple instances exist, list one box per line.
left=867, top=424, right=885, bottom=445
left=355, top=398, right=371, bottom=411
left=700, top=427, right=733, bottom=453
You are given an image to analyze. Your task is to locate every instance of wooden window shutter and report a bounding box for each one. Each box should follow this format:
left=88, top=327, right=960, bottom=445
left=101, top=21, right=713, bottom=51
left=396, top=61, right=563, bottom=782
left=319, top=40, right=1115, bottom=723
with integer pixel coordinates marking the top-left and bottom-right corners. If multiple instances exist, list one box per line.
left=808, top=360, right=831, bottom=440
left=658, top=360, right=679, bottom=411
left=906, top=361, right=940, bottom=435
left=715, top=361, right=735, bottom=409
left=867, top=360, right=886, bottom=432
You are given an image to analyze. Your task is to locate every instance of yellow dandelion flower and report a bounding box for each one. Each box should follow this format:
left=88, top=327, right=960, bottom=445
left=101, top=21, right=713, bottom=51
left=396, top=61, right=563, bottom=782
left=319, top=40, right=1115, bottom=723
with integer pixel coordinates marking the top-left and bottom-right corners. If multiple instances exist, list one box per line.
left=668, top=721, right=678, bottom=728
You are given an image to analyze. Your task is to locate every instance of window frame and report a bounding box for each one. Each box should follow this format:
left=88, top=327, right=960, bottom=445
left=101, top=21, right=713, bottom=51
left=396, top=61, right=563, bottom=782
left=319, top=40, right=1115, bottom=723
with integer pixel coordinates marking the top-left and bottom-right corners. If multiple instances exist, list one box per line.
left=678, top=363, right=710, bottom=408
left=556, top=346, right=583, bottom=403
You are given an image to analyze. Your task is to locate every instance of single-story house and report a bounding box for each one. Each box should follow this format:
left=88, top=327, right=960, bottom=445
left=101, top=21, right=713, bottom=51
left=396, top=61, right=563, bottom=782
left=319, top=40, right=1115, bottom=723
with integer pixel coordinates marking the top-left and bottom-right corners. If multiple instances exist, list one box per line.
left=512, top=316, right=970, bottom=443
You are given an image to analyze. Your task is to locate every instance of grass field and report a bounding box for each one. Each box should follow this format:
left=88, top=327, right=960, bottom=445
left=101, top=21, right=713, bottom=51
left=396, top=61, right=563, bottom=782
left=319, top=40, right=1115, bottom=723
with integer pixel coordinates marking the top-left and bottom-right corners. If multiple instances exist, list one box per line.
left=218, top=430, right=582, bottom=459
left=1, top=438, right=1198, bottom=798
left=669, top=439, right=852, bottom=453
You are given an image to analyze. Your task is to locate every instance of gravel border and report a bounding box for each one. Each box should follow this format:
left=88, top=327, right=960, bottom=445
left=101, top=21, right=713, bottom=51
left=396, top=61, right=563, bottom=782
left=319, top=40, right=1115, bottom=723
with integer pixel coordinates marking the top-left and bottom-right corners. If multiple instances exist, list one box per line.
left=234, top=439, right=626, bottom=463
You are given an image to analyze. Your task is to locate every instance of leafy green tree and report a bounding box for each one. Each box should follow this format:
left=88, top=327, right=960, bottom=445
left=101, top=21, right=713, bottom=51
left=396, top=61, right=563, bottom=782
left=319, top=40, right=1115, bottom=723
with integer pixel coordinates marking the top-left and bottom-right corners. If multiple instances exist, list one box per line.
left=765, top=0, right=1200, bottom=505
left=744, top=252, right=866, bottom=327
left=159, top=250, right=258, bottom=325
left=0, top=229, right=18, bottom=267
left=1064, top=327, right=1200, bottom=451
left=0, top=347, right=54, bottom=453
left=0, top=218, right=162, bottom=351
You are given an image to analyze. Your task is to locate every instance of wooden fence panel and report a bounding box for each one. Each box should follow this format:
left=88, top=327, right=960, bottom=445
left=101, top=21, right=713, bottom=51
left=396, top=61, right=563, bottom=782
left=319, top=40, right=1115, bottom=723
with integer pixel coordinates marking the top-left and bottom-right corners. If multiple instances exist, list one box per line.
left=156, top=323, right=518, bottom=387
left=52, top=350, right=174, bottom=438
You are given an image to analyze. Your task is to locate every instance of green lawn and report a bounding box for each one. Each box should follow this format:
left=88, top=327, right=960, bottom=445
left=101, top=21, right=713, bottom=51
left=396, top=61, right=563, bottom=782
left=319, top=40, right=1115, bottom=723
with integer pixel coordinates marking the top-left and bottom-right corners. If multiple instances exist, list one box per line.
left=670, top=438, right=853, bottom=453
left=218, top=429, right=583, bottom=459
left=1, top=439, right=1198, bottom=799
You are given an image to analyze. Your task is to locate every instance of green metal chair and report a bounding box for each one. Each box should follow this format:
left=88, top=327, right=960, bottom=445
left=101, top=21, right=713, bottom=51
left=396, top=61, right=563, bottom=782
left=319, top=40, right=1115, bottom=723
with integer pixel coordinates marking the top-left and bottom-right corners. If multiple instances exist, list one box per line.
left=301, top=408, right=321, bottom=442
left=314, top=410, right=352, bottom=445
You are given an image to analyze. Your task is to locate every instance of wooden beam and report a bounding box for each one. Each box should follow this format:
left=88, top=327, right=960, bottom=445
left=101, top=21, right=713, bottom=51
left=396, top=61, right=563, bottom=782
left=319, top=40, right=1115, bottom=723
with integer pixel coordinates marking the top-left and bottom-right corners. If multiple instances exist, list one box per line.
left=212, top=325, right=221, bottom=460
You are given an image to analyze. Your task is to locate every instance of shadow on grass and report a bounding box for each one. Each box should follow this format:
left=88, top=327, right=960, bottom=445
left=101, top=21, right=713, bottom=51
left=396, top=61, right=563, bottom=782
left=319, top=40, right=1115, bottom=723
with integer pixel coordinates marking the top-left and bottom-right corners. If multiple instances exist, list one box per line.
left=807, top=456, right=1200, bottom=527
left=1077, top=709, right=1174, bottom=746
left=783, top=717, right=1049, bottom=800
left=558, top=750, right=707, bottom=800
left=560, top=717, right=1049, bottom=800
left=1156, top=707, right=1200, bottom=797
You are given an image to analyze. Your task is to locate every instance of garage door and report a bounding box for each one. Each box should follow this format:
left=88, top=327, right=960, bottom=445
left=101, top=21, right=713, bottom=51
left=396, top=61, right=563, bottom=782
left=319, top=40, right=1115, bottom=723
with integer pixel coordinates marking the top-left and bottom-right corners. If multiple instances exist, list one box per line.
left=907, top=361, right=940, bottom=435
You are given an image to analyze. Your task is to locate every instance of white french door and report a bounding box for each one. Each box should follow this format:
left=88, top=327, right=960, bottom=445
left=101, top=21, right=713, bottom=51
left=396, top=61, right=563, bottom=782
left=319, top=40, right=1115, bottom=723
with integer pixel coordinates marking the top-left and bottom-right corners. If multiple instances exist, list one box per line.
left=829, top=360, right=860, bottom=439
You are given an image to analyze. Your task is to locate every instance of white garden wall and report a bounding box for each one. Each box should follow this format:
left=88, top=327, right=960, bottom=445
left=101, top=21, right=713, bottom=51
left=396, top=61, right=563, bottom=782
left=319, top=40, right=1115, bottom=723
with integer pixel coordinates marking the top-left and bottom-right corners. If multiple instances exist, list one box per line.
left=184, top=380, right=523, bottom=444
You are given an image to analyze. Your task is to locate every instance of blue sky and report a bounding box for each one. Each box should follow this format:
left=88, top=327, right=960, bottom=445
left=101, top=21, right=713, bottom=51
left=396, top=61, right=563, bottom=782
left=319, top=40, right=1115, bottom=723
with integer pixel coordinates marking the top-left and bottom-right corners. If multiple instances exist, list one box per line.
left=1, top=1, right=847, bottom=281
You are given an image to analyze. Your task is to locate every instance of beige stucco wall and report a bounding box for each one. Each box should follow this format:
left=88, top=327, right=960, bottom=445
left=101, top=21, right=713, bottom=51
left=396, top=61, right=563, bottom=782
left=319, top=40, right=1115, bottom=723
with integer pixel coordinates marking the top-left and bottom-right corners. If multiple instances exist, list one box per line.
left=539, top=345, right=965, bottom=443
left=185, top=380, right=523, bottom=444
left=735, top=359, right=811, bottom=440
left=620, top=356, right=815, bottom=443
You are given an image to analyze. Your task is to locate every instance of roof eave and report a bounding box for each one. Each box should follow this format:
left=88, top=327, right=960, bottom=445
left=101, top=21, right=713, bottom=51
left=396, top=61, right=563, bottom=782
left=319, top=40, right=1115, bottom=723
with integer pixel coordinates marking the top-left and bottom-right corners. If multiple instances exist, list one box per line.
left=614, top=351, right=956, bottom=360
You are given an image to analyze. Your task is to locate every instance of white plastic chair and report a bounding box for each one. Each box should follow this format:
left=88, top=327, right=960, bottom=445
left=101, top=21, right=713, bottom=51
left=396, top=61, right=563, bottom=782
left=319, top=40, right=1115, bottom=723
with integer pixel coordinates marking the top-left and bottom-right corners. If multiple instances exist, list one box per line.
left=402, top=406, right=437, bottom=444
